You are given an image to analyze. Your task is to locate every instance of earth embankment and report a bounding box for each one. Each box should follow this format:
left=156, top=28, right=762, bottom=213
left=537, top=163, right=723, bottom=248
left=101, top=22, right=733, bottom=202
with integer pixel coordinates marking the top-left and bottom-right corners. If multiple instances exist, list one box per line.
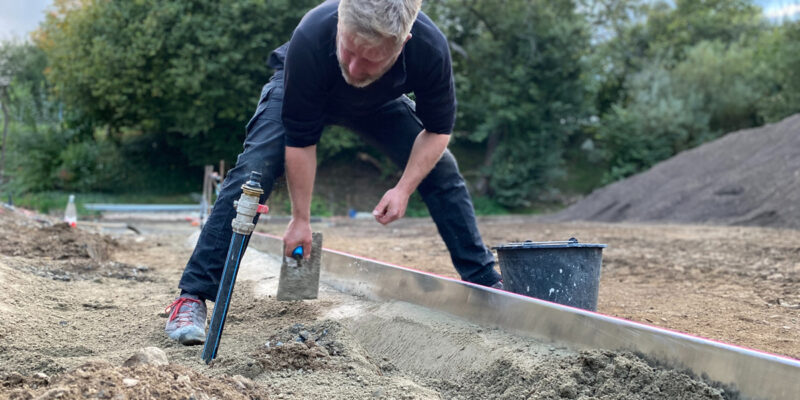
left=553, top=114, right=800, bottom=229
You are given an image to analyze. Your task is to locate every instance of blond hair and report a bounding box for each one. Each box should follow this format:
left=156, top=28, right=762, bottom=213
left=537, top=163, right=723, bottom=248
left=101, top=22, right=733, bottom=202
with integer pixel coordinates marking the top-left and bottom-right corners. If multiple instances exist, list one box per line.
left=338, top=0, right=422, bottom=47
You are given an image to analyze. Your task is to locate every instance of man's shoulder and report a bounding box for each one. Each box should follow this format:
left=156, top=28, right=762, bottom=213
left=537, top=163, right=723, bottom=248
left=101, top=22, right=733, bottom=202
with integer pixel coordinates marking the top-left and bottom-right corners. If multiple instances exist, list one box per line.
left=408, top=11, right=450, bottom=60
left=294, top=0, right=339, bottom=48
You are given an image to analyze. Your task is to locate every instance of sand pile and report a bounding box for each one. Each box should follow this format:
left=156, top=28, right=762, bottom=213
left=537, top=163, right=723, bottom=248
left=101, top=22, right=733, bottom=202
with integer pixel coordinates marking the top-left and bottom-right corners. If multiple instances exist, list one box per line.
left=554, top=114, right=800, bottom=228
left=2, top=360, right=270, bottom=400
left=0, top=206, right=145, bottom=282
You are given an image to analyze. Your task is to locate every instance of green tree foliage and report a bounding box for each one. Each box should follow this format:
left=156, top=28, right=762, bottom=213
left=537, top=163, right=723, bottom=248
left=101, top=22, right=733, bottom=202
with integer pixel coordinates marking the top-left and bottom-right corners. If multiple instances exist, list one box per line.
left=641, top=0, right=763, bottom=60
left=598, top=60, right=708, bottom=182
left=593, top=0, right=770, bottom=182
left=36, top=0, right=318, bottom=165
left=427, top=0, right=591, bottom=207
left=0, top=41, right=49, bottom=183
left=14, top=0, right=800, bottom=208
left=757, top=21, right=800, bottom=121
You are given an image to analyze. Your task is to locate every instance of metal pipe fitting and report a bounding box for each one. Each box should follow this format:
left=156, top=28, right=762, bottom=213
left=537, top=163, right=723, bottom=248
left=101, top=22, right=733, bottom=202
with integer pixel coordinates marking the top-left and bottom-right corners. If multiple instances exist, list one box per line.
left=231, top=171, right=266, bottom=235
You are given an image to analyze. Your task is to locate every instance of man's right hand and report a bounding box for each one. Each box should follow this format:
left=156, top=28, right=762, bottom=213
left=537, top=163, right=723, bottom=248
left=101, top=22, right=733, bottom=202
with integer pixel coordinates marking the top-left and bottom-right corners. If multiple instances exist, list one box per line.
left=283, top=218, right=312, bottom=259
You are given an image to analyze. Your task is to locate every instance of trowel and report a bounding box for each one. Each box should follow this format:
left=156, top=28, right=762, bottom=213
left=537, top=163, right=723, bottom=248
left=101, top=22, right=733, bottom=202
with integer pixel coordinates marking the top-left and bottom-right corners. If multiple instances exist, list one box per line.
left=276, top=232, right=323, bottom=301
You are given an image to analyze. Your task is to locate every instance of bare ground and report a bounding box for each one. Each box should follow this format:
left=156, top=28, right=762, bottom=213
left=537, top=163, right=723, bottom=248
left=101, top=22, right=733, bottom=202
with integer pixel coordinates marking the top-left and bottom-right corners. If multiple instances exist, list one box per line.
left=1, top=207, right=797, bottom=399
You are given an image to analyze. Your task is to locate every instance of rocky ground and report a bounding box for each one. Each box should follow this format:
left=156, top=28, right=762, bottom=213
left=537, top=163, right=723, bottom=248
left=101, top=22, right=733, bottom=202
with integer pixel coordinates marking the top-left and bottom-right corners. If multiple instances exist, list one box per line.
left=1, top=207, right=797, bottom=399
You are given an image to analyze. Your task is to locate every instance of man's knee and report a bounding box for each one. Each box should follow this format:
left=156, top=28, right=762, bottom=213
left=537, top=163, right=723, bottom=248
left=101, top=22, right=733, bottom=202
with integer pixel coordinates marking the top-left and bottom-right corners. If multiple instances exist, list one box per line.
left=419, top=150, right=465, bottom=196
left=223, top=158, right=283, bottom=196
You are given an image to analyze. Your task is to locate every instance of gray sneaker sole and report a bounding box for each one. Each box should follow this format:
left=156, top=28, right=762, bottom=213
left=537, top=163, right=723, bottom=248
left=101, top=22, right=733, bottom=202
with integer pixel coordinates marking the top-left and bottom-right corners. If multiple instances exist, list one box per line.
left=167, top=325, right=205, bottom=346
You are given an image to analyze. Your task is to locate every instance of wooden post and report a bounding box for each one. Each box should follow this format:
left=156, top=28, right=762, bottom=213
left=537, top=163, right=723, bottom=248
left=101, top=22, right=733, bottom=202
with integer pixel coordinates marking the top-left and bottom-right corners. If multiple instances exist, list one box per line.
left=200, top=165, right=214, bottom=227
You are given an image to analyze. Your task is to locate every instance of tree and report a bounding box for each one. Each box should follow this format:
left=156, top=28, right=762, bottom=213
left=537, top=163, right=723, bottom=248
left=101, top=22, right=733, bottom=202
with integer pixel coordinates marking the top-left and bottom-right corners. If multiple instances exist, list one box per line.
left=590, top=0, right=771, bottom=183
left=35, top=0, right=318, bottom=166
left=427, top=0, right=592, bottom=207
left=0, top=41, right=48, bottom=184
left=757, top=21, right=800, bottom=121
left=639, top=0, right=764, bottom=61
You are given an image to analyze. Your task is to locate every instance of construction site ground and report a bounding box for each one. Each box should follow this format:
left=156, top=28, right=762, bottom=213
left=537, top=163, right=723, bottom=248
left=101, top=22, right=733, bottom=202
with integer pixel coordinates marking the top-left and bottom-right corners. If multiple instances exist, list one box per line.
left=2, top=209, right=798, bottom=399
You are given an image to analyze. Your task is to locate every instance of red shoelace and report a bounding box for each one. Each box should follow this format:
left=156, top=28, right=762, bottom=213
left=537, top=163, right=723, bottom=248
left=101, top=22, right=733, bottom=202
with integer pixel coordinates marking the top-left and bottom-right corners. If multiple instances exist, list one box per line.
left=165, top=297, right=201, bottom=324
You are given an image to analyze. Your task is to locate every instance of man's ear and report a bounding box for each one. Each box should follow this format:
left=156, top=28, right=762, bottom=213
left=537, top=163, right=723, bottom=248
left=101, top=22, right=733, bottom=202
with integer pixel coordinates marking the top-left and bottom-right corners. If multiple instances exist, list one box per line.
left=403, top=33, right=412, bottom=45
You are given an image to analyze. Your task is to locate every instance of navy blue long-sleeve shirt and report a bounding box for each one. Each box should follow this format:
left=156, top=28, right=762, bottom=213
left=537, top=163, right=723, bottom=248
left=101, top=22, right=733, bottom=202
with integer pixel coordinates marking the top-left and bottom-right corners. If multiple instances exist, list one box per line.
left=267, top=0, right=456, bottom=148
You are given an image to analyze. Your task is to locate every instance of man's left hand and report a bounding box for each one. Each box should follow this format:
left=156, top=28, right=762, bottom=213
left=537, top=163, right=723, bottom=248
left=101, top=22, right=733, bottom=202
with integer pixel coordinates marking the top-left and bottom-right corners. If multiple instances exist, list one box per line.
left=372, top=187, right=411, bottom=225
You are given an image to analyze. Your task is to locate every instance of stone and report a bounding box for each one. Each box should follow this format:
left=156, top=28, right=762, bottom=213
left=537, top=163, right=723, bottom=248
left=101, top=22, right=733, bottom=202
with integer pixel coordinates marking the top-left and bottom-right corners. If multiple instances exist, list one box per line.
left=123, top=347, right=168, bottom=368
left=232, top=375, right=254, bottom=390
left=123, top=378, right=139, bottom=387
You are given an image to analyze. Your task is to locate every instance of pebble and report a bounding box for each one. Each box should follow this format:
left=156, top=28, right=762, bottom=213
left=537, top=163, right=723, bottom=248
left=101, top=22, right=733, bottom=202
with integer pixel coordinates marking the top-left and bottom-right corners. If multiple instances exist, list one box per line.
left=123, top=378, right=139, bottom=387
left=232, top=375, right=254, bottom=390
left=123, top=347, right=169, bottom=367
left=176, top=375, right=191, bottom=385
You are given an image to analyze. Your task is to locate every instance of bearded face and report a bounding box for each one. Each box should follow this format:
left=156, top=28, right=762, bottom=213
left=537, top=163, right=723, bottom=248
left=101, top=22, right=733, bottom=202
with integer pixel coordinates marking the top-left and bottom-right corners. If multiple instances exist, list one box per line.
left=336, top=28, right=407, bottom=88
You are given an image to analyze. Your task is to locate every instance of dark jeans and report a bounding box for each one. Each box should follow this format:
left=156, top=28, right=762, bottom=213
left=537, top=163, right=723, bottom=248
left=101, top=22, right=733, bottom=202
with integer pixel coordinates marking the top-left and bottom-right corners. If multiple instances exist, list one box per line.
left=178, top=71, right=501, bottom=301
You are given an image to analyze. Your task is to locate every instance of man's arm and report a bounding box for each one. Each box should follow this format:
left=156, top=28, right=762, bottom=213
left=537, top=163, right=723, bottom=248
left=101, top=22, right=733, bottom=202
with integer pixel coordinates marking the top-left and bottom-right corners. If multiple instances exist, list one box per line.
left=373, top=129, right=450, bottom=225
left=283, top=145, right=317, bottom=258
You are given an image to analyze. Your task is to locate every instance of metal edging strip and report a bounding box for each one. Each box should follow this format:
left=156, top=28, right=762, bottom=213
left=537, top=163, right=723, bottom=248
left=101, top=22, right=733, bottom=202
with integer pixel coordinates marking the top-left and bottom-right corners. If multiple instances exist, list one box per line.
left=248, top=232, right=800, bottom=400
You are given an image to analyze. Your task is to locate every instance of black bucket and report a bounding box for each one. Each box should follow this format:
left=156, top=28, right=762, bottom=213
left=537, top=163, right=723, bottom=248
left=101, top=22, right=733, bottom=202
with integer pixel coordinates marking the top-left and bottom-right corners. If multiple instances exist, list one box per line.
left=493, top=238, right=607, bottom=311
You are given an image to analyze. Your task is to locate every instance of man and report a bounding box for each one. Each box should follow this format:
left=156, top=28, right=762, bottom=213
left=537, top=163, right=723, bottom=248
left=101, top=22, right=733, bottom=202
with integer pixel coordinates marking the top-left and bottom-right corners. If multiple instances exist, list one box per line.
left=165, top=0, right=502, bottom=345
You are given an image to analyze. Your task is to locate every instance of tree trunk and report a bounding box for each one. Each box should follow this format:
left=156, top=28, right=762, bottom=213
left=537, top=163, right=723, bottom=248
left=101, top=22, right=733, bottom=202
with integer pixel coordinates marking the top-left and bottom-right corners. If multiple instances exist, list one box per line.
left=0, top=88, right=10, bottom=184
left=475, top=128, right=501, bottom=195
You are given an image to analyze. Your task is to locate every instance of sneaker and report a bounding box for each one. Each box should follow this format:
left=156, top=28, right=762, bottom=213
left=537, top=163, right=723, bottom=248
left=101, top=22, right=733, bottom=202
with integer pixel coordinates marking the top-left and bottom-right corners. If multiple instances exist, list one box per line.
left=490, top=280, right=505, bottom=290
left=164, top=294, right=207, bottom=345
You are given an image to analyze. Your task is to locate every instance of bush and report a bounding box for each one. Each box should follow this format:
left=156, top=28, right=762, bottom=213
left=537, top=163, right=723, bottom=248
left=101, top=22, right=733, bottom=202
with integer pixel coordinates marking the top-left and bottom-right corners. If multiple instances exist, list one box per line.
left=598, top=39, right=767, bottom=183
left=471, top=196, right=508, bottom=215
left=54, top=140, right=124, bottom=192
left=8, top=126, right=67, bottom=192
left=9, top=124, right=129, bottom=193
left=757, top=22, right=800, bottom=122
left=597, top=61, right=708, bottom=183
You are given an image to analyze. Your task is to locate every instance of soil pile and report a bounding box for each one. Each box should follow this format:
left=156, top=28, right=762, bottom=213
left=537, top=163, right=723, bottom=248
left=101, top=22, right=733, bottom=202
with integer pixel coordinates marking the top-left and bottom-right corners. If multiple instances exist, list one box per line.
left=437, top=350, right=730, bottom=400
left=0, top=207, right=145, bottom=282
left=553, top=114, right=800, bottom=228
left=2, top=360, right=270, bottom=400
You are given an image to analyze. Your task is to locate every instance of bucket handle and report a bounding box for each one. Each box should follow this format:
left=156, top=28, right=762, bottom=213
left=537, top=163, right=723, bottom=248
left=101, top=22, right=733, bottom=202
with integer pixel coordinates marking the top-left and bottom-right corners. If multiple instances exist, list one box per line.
left=519, top=238, right=579, bottom=246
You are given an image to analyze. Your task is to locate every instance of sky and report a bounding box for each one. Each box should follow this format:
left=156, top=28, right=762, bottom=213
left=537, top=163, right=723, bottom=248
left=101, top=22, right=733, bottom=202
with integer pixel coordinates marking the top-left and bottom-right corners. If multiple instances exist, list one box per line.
left=1, top=0, right=799, bottom=41
left=0, top=0, right=51, bottom=41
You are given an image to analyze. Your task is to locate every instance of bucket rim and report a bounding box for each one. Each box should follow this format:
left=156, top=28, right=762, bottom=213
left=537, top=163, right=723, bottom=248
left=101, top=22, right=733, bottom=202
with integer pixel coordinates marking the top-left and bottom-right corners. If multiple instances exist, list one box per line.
left=492, top=239, right=607, bottom=250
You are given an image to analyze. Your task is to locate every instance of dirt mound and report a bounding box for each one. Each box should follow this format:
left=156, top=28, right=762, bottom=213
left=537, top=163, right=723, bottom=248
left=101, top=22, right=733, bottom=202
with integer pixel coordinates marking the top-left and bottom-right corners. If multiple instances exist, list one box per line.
left=2, top=360, right=270, bottom=400
left=0, top=207, right=146, bottom=282
left=250, top=321, right=341, bottom=372
left=553, top=114, right=800, bottom=229
left=437, top=350, right=731, bottom=400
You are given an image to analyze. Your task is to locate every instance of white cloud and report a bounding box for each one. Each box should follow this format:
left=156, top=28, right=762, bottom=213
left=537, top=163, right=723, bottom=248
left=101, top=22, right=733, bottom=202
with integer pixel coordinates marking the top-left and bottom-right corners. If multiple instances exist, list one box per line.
left=765, top=4, right=800, bottom=19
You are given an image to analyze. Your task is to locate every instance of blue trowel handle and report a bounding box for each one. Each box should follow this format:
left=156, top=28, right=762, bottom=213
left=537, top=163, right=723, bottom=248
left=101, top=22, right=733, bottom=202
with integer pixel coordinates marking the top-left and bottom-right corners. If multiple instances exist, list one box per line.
left=292, top=246, right=304, bottom=260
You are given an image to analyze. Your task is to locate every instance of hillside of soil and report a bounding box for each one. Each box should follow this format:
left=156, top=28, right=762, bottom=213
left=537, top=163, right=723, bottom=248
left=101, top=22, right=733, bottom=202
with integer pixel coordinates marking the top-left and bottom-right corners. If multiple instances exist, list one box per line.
left=553, top=114, right=800, bottom=229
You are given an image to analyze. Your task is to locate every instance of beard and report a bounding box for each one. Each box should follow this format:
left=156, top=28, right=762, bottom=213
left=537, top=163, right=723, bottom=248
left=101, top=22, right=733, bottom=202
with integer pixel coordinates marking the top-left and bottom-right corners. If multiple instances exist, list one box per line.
left=339, top=66, right=382, bottom=88
left=336, top=46, right=396, bottom=89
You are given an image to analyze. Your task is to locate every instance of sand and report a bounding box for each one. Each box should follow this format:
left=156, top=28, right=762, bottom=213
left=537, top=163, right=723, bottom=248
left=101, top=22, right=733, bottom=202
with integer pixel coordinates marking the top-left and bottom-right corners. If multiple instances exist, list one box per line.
left=0, top=208, right=736, bottom=399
